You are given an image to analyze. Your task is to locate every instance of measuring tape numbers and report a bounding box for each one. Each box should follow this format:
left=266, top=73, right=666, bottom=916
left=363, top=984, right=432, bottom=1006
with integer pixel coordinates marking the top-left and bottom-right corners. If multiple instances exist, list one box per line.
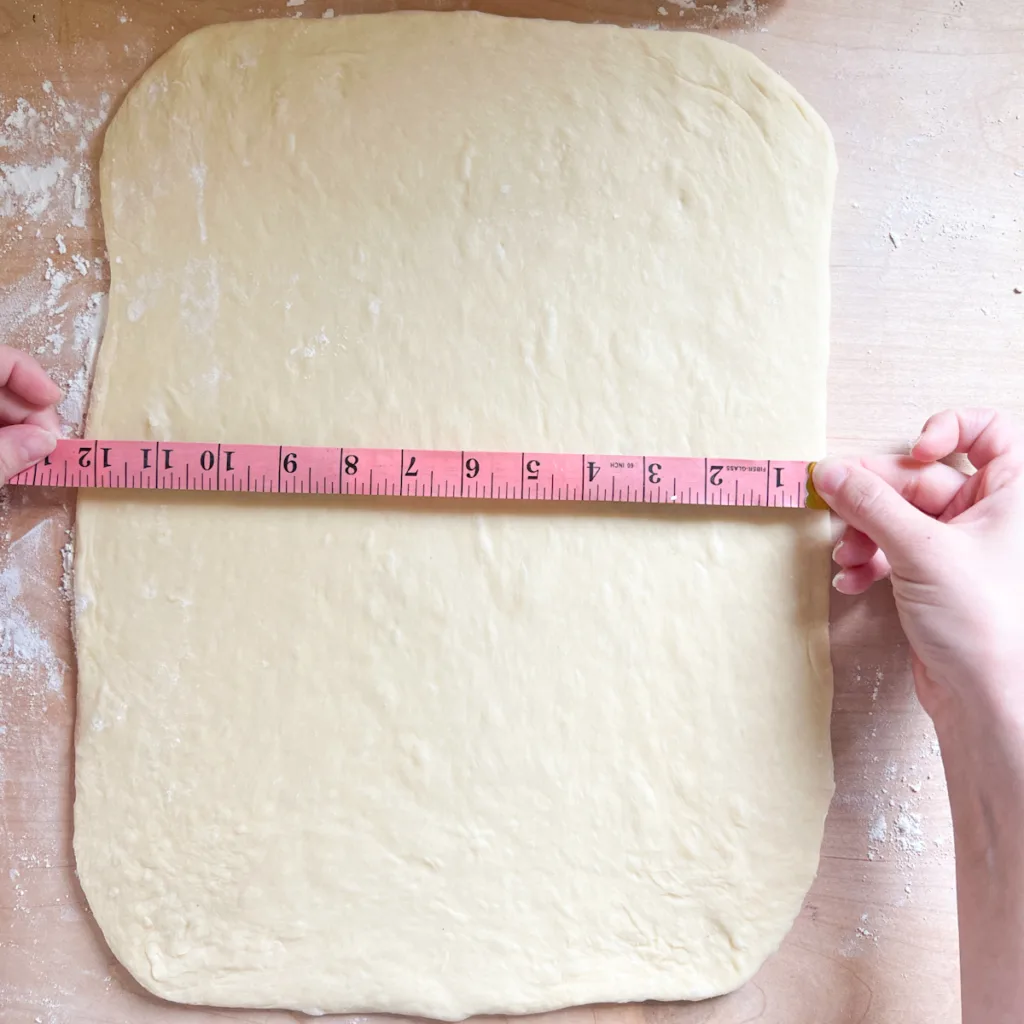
left=10, top=439, right=824, bottom=509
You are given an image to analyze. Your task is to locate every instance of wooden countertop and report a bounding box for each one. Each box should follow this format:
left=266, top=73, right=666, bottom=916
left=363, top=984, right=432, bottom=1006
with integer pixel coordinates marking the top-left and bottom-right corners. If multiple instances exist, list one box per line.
left=1, top=1, right=1022, bottom=1021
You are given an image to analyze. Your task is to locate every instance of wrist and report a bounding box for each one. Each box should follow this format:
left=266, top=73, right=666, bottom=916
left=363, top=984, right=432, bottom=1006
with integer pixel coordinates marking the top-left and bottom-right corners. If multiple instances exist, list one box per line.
left=924, top=656, right=1024, bottom=744
left=932, top=690, right=1024, bottom=810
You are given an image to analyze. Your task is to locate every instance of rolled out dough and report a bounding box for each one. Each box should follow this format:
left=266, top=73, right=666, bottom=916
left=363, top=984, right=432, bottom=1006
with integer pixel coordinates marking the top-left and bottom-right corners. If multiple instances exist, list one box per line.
left=74, top=13, right=835, bottom=1019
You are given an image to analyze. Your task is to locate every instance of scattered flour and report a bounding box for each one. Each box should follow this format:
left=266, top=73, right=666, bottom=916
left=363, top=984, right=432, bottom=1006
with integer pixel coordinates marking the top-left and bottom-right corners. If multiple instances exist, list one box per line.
left=0, top=83, right=112, bottom=437
left=840, top=655, right=955, bottom=961
left=0, top=520, right=66, bottom=698
left=0, top=157, right=68, bottom=219
left=290, top=325, right=331, bottom=362
left=839, top=911, right=876, bottom=958
left=180, top=257, right=220, bottom=335
left=1, top=99, right=43, bottom=144
left=867, top=753, right=933, bottom=867
left=0, top=84, right=108, bottom=230
left=56, top=292, right=108, bottom=433
left=0, top=497, right=82, bottom=1011
left=74, top=291, right=108, bottom=353
left=60, top=533, right=75, bottom=600
left=0, top=84, right=97, bottom=970
left=868, top=812, right=887, bottom=844
left=894, top=808, right=926, bottom=854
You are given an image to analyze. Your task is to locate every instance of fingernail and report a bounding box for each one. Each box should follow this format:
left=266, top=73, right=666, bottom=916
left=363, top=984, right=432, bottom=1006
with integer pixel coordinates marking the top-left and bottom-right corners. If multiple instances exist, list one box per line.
left=20, top=429, right=57, bottom=462
left=832, top=538, right=844, bottom=561
left=832, top=570, right=847, bottom=590
left=813, top=458, right=849, bottom=499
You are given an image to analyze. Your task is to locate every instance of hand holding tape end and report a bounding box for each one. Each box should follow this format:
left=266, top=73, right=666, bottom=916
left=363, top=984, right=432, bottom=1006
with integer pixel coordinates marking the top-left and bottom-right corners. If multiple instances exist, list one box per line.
left=812, top=407, right=1024, bottom=717
left=0, top=346, right=61, bottom=484
left=815, top=410, right=1024, bottom=1024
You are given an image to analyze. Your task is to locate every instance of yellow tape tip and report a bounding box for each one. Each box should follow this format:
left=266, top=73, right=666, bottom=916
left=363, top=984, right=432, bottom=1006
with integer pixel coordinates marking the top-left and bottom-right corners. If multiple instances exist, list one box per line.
left=805, top=461, right=829, bottom=510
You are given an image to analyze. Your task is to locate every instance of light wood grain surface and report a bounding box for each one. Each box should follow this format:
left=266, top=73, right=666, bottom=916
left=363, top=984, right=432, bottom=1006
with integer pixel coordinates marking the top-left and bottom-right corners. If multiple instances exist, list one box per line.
left=1, top=1, right=1022, bottom=1021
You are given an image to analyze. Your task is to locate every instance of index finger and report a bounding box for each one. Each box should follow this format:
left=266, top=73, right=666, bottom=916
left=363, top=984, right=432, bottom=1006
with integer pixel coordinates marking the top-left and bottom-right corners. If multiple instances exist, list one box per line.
left=0, top=347, right=62, bottom=407
left=850, top=454, right=967, bottom=517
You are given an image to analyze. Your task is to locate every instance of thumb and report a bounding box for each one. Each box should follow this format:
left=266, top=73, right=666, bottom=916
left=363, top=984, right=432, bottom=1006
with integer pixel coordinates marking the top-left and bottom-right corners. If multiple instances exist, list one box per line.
left=0, top=424, right=57, bottom=484
left=812, top=457, right=939, bottom=574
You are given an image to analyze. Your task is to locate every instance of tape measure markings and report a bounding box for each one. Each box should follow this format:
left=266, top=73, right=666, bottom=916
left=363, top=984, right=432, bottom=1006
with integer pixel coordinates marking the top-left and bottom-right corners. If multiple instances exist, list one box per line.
left=10, top=439, right=821, bottom=509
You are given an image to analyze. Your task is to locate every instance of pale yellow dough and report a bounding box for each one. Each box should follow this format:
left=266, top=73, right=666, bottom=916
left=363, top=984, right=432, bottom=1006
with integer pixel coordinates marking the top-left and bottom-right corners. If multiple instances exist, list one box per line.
left=74, top=12, right=836, bottom=1018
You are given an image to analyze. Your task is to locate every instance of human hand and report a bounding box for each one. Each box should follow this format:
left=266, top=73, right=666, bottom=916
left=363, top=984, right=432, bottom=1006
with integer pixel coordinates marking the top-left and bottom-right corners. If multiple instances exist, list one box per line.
left=0, top=346, right=61, bottom=484
left=812, top=409, right=1024, bottom=729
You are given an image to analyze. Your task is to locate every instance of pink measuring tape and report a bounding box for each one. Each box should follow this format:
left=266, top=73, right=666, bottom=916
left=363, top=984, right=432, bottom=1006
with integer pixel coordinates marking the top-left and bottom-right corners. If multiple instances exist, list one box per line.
left=10, top=439, right=824, bottom=509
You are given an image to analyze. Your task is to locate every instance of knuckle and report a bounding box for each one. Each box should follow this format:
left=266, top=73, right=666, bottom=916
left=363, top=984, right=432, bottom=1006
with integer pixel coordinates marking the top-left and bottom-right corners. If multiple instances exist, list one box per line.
left=984, top=408, right=1008, bottom=435
left=983, top=409, right=1024, bottom=456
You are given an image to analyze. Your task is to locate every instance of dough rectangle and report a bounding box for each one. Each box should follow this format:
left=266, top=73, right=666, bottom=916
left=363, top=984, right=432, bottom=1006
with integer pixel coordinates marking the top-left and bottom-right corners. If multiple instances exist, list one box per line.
left=74, top=13, right=835, bottom=1018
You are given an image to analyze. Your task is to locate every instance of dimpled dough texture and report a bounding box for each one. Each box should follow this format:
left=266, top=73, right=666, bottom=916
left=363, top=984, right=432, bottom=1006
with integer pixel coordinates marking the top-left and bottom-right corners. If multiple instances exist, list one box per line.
left=74, top=12, right=835, bottom=1019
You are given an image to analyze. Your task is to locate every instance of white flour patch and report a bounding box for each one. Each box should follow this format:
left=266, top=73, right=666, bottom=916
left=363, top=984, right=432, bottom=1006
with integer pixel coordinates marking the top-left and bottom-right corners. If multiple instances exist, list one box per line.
left=0, top=274, right=45, bottom=337
left=0, top=157, right=68, bottom=219
left=722, top=0, right=759, bottom=16
left=865, top=739, right=940, bottom=873
left=44, top=258, right=71, bottom=313
left=181, top=257, right=220, bottom=334
left=0, top=99, right=44, bottom=146
left=74, top=291, right=108, bottom=353
left=197, top=364, right=225, bottom=391
left=868, top=812, right=887, bottom=844
left=190, top=161, right=208, bottom=243
left=57, top=367, right=93, bottom=434
left=290, top=325, right=331, bottom=362
left=0, top=82, right=109, bottom=231
left=61, top=533, right=75, bottom=602
left=894, top=808, right=926, bottom=854
left=126, top=298, right=143, bottom=322
left=57, top=292, right=108, bottom=433
left=0, top=520, right=66, bottom=699
left=839, top=912, right=876, bottom=958
left=70, top=171, right=90, bottom=227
